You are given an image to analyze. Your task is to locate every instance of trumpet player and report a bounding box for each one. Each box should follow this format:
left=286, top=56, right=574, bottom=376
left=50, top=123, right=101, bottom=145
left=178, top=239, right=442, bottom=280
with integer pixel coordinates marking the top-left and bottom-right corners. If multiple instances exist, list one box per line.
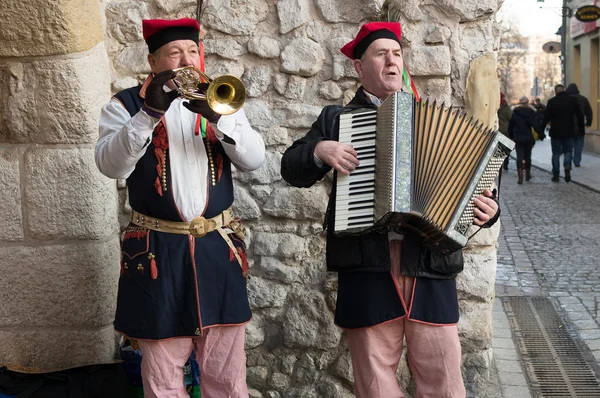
left=95, top=17, right=264, bottom=397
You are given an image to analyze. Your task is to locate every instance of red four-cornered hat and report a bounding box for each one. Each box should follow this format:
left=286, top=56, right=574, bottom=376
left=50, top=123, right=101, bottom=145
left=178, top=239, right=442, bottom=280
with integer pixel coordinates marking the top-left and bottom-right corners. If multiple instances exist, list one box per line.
left=142, top=18, right=200, bottom=53
left=340, top=22, right=402, bottom=60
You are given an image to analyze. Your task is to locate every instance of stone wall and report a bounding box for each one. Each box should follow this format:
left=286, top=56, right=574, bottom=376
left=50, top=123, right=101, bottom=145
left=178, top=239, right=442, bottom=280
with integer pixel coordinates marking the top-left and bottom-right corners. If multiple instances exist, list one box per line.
left=103, top=0, right=502, bottom=396
left=0, top=0, right=119, bottom=372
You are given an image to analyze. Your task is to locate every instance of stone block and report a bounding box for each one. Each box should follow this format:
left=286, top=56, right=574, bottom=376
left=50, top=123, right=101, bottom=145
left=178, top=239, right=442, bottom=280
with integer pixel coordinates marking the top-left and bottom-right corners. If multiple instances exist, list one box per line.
left=232, top=185, right=261, bottom=220
left=204, top=39, right=247, bottom=59
left=281, top=38, right=325, bottom=77
left=204, top=58, right=245, bottom=78
left=437, top=0, right=500, bottom=22
left=279, top=104, right=322, bottom=129
left=114, top=42, right=150, bottom=75
left=205, top=0, right=269, bottom=36
left=246, top=316, right=265, bottom=349
left=404, top=46, right=452, bottom=76
left=277, top=0, right=311, bottom=34
left=413, top=77, right=452, bottom=104
left=314, top=0, right=384, bottom=23
left=243, top=99, right=274, bottom=128
left=252, top=232, right=306, bottom=258
left=0, top=44, right=112, bottom=144
left=154, top=0, right=196, bottom=14
left=319, top=81, right=343, bottom=100
left=24, top=148, right=119, bottom=240
left=248, top=37, right=281, bottom=59
left=0, top=325, right=117, bottom=373
left=0, top=0, right=103, bottom=57
left=243, top=65, right=273, bottom=98
left=234, top=151, right=282, bottom=184
left=425, top=26, right=452, bottom=44
left=284, top=76, right=307, bottom=100
left=247, top=365, right=269, bottom=388
left=458, top=300, right=493, bottom=352
left=457, top=251, right=496, bottom=301
left=328, top=37, right=358, bottom=81
left=259, top=257, right=300, bottom=284
left=0, top=239, right=120, bottom=327
left=105, top=2, right=149, bottom=43
left=0, top=149, right=23, bottom=241
left=282, top=288, right=341, bottom=349
left=248, top=276, right=288, bottom=309
left=263, top=185, right=328, bottom=221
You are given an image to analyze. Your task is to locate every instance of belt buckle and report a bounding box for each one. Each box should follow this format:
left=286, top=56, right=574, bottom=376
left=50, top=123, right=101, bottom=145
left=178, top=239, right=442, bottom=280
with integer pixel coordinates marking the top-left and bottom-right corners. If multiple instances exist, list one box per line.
left=189, top=216, right=216, bottom=238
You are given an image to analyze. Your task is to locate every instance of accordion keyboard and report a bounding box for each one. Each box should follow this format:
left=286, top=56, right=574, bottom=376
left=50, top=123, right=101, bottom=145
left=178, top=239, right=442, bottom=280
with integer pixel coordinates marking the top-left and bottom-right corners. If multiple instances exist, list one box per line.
left=335, top=110, right=378, bottom=231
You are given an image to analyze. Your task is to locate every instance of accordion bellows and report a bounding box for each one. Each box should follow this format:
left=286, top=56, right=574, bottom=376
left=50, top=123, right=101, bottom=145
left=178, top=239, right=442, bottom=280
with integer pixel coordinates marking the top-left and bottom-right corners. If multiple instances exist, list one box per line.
left=334, top=91, right=514, bottom=255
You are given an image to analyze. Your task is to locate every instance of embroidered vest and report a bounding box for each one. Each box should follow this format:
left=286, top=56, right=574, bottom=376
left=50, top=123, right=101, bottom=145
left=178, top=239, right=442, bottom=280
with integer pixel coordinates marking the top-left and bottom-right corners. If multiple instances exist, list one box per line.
left=113, top=86, right=234, bottom=221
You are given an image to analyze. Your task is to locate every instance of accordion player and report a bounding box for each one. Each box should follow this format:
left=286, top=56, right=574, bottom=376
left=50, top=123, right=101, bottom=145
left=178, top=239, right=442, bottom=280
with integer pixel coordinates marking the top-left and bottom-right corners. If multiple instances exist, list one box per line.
left=333, top=91, right=515, bottom=255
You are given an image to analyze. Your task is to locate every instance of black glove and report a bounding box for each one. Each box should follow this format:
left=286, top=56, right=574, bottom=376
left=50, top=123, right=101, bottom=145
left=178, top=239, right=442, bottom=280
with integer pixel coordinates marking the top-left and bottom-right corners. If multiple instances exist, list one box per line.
left=142, top=70, right=177, bottom=118
left=181, top=83, right=221, bottom=123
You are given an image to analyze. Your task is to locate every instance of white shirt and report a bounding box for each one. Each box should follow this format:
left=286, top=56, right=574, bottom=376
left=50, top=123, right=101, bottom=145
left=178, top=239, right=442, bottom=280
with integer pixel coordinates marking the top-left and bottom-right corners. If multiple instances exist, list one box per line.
left=95, top=98, right=265, bottom=221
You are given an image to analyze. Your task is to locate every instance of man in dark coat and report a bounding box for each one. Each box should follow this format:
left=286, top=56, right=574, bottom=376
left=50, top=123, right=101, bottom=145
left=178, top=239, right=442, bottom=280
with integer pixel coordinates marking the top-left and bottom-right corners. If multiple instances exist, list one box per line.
left=281, top=21, right=500, bottom=398
left=540, top=84, right=584, bottom=182
left=565, top=83, right=593, bottom=167
left=508, top=96, right=538, bottom=184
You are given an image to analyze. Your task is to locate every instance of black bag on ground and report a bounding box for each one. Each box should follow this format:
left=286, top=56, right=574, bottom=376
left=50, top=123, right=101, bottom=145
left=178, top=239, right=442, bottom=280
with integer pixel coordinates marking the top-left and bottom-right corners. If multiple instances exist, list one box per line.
left=0, top=364, right=127, bottom=398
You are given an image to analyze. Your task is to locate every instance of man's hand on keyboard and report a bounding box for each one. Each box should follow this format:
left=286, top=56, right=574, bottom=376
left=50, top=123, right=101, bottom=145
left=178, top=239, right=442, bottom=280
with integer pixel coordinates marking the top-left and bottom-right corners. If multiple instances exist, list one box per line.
left=314, top=141, right=359, bottom=175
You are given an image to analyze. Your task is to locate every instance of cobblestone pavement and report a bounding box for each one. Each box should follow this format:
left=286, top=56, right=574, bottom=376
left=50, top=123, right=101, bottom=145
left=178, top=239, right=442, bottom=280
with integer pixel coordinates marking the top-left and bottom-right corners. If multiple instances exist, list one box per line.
left=494, top=159, right=600, bottom=397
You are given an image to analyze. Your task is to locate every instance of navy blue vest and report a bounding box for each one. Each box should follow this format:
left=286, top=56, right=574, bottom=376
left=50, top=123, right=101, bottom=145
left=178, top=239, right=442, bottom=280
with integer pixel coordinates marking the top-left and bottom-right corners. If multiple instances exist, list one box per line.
left=112, top=86, right=251, bottom=340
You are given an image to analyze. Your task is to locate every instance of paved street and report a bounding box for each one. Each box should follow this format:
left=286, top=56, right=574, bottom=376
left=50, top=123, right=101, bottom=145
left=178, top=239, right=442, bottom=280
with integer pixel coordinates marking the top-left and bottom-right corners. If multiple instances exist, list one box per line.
left=493, top=140, right=600, bottom=397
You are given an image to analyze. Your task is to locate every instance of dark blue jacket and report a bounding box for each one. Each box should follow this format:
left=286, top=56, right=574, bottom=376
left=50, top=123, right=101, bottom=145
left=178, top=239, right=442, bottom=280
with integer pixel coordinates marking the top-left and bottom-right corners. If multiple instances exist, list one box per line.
left=508, top=106, right=537, bottom=144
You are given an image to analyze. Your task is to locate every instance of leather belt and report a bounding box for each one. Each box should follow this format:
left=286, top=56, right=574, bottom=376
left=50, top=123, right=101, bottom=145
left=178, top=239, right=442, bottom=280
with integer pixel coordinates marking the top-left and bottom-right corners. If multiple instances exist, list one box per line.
left=131, top=209, right=232, bottom=238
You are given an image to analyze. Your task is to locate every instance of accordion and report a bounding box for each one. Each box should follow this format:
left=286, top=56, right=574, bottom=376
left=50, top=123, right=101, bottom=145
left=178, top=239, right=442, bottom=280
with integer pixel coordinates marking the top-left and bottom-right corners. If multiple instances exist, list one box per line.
left=333, top=91, right=515, bottom=255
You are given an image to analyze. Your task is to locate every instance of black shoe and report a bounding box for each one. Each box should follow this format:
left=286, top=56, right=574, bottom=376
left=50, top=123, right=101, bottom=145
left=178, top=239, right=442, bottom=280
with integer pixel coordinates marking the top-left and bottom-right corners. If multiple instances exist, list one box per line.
left=503, top=164, right=509, bottom=170
left=575, top=164, right=580, bottom=167
left=564, top=169, right=571, bottom=183
left=552, top=174, right=559, bottom=182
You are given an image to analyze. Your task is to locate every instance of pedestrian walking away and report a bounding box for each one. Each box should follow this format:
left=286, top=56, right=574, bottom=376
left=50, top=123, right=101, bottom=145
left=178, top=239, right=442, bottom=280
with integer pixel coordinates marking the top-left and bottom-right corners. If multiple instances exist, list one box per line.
left=95, top=17, right=265, bottom=397
left=508, top=96, right=540, bottom=184
left=281, top=21, right=500, bottom=398
left=565, top=83, right=593, bottom=167
left=540, top=84, right=584, bottom=182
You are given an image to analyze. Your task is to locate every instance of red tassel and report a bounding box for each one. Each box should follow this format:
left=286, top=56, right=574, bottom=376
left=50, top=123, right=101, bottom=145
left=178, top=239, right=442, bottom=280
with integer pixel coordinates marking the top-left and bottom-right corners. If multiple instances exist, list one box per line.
left=150, top=258, right=158, bottom=280
left=154, top=177, right=163, bottom=196
left=216, top=153, right=224, bottom=182
left=229, top=247, right=236, bottom=262
left=238, top=248, right=249, bottom=277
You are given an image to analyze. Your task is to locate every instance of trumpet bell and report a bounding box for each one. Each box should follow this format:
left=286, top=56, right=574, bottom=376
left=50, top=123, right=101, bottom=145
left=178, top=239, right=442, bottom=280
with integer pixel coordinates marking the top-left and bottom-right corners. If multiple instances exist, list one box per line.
left=172, top=66, right=246, bottom=115
left=206, top=75, right=246, bottom=116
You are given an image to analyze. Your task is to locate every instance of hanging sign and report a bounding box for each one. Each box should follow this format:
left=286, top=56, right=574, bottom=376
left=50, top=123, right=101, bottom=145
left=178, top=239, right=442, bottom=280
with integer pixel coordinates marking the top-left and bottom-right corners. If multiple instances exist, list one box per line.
left=575, top=5, right=600, bottom=22
left=542, top=41, right=561, bottom=54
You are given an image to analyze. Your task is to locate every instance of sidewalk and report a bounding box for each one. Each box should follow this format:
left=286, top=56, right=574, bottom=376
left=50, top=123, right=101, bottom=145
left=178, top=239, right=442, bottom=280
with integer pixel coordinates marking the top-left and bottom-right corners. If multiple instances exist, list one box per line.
left=529, top=138, right=600, bottom=192
left=492, top=141, right=600, bottom=397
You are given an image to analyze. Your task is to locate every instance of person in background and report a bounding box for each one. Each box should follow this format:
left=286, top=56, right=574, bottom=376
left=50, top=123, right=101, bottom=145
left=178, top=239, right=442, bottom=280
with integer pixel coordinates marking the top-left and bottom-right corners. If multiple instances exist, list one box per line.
left=95, top=17, right=265, bottom=397
left=508, top=96, right=540, bottom=184
left=540, top=84, right=584, bottom=183
left=498, top=92, right=513, bottom=170
left=565, top=83, right=593, bottom=167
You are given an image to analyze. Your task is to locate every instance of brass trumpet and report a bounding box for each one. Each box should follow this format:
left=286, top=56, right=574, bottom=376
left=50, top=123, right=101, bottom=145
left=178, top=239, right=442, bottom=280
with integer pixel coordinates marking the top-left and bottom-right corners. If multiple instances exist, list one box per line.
left=172, top=66, right=246, bottom=115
